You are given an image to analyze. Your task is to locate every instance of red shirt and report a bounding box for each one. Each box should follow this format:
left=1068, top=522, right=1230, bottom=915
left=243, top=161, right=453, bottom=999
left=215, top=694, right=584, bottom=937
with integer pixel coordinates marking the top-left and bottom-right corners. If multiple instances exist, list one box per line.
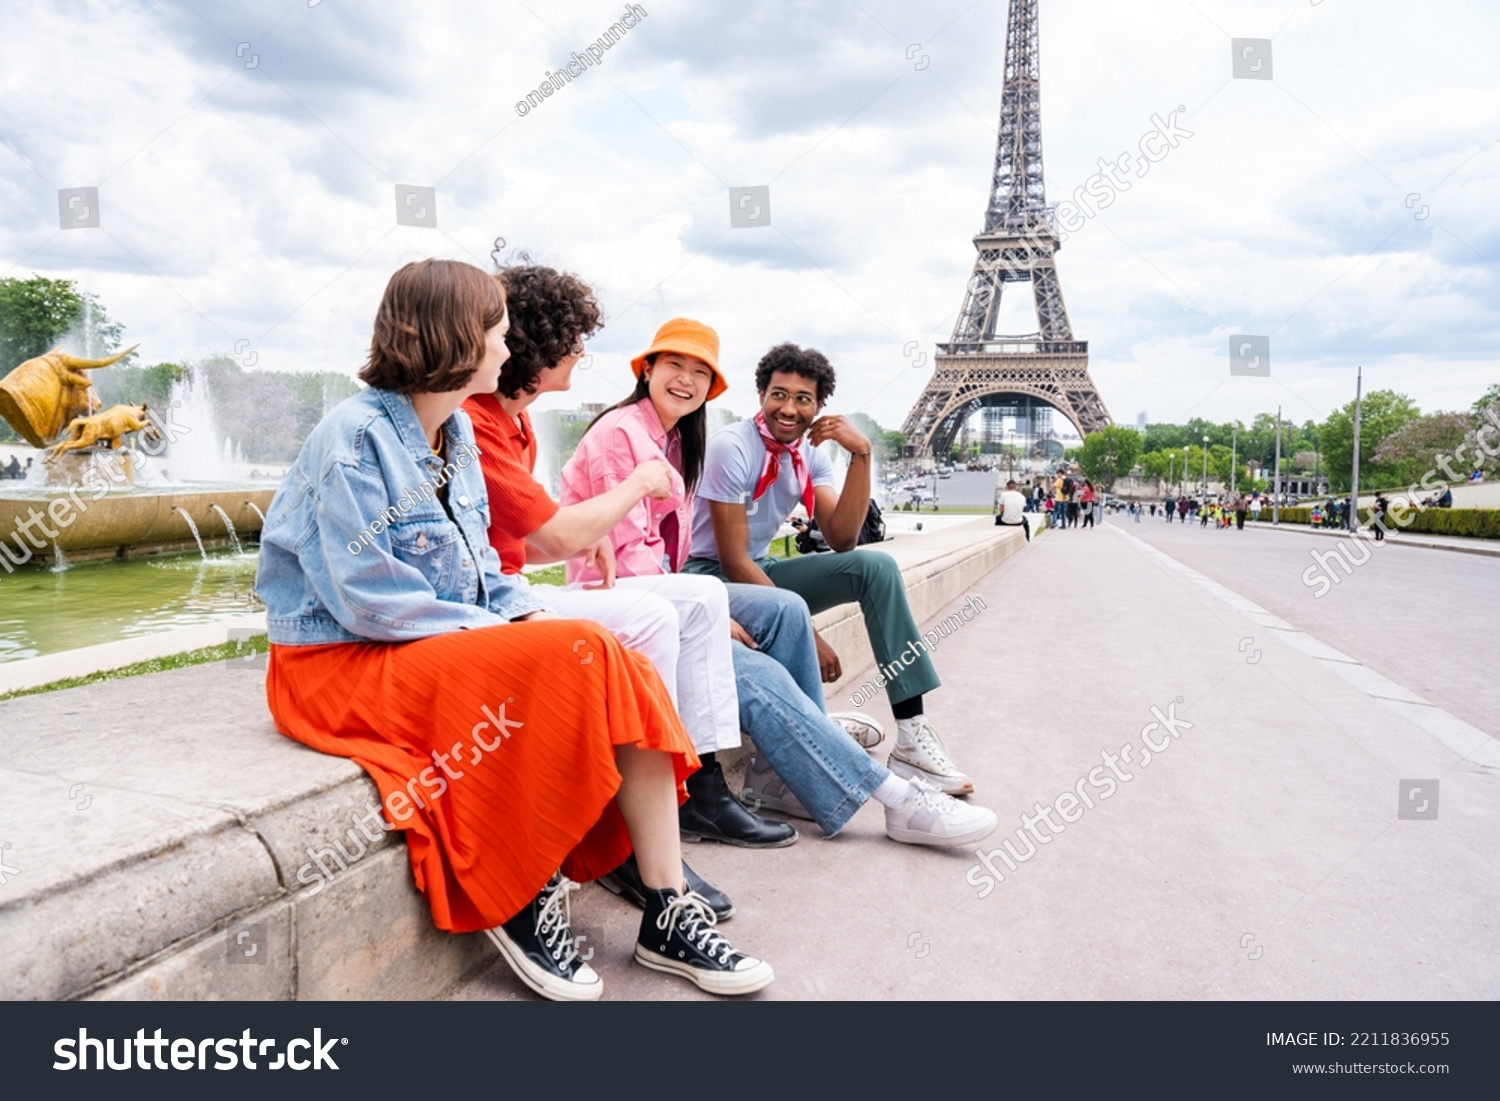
left=462, top=393, right=559, bottom=575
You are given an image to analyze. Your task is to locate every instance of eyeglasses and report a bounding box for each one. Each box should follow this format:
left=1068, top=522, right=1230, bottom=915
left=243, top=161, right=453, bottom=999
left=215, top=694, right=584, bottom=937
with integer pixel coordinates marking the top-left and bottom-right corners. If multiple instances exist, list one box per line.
left=765, top=389, right=817, bottom=409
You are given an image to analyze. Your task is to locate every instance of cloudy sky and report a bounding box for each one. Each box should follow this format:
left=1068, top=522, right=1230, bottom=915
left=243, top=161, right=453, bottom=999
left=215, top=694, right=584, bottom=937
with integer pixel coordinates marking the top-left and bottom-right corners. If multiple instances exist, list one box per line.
left=2, top=0, right=1496, bottom=438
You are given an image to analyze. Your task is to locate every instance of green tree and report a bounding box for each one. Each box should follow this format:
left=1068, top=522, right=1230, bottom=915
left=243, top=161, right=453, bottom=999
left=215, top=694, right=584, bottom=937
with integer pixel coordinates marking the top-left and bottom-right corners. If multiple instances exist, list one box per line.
left=1320, top=389, right=1420, bottom=491
left=1077, top=426, right=1142, bottom=491
left=0, top=275, right=84, bottom=371
left=1141, top=422, right=1190, bottom=454
left=1473, top=383, right=1500, bottom=414
left=0, top=275, right=125, bottom=371
left=1139, top=450, right=1172, bottom=481
left=1370, top=412, right=1473, bottom=487
left=94, top=361, right=190, bottom=411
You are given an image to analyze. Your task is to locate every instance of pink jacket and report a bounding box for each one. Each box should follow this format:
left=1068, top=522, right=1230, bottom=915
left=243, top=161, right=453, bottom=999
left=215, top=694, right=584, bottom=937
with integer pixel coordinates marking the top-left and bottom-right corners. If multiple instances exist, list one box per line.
left=558, top=399, right=689, bottom=584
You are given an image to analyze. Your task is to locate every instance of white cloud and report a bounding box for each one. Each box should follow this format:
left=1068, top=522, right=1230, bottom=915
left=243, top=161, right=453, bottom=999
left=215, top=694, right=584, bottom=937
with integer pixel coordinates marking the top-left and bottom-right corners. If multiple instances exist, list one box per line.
left=0, top=0, right=1495, bottom=439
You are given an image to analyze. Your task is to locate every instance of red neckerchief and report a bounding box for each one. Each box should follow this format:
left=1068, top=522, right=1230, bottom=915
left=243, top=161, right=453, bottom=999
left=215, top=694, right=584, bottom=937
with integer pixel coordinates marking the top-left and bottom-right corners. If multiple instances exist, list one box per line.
left=752, top=412, right=815, bottom=517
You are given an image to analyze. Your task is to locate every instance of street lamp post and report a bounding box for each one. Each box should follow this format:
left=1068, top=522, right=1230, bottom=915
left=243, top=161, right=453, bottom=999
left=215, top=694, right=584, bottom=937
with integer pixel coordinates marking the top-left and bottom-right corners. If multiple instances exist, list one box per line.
left=1231, top=424, right=1238, bottom=497
left=1168, top=453, right=1175, bottom=496
left=1349, top=365, right=1364, bottom=531
left=1201, top=435, right=1210, bottom=498
left=1272, top=406, right=1282, bottom=524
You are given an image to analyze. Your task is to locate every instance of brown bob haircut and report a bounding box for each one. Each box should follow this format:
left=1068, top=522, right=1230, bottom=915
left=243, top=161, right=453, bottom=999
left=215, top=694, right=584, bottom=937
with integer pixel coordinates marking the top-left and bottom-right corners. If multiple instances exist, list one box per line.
left=359, top=259, right=506, bottom=393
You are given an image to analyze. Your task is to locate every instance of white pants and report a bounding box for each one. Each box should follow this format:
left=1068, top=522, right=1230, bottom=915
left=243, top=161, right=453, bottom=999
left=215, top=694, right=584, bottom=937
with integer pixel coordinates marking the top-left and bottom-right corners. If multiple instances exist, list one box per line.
left=536, top=574, right=741, bottom=754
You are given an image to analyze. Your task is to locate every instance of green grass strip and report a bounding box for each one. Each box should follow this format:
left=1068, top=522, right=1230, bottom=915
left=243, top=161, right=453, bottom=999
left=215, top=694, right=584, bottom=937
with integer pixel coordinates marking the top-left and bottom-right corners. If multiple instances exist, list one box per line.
left=0, top=634, right=270, bottom=702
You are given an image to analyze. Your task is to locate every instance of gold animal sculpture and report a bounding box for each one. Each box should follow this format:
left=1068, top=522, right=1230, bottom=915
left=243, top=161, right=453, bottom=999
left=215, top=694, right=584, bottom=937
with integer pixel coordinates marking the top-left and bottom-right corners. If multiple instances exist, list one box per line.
left=0, top=344, right=139, bottom=448
left=45, top=403, right=154, bottom=462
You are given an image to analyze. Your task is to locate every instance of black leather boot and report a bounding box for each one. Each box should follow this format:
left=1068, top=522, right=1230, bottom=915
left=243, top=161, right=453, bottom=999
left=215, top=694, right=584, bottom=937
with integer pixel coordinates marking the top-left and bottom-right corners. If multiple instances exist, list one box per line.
left=679, top=758, right=798, bottom=848
left=598, top=854, right=735, bottom=919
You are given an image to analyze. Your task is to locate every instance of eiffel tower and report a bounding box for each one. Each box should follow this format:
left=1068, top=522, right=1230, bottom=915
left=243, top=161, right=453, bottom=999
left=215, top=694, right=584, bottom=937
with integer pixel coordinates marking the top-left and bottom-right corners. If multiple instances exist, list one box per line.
left=900, top=0, right=1111, bottom=460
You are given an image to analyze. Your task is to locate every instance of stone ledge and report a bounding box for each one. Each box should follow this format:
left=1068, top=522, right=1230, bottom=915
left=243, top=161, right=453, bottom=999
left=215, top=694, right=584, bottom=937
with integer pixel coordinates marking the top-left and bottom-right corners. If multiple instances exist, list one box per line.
left=0, top=520, right=1027, bottom=1000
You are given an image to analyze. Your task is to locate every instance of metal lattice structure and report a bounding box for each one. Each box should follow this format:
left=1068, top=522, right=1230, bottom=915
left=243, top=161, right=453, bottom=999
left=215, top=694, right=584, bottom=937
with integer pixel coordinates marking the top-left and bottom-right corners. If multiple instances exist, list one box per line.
left=901, top=0, right=1111, bottom=459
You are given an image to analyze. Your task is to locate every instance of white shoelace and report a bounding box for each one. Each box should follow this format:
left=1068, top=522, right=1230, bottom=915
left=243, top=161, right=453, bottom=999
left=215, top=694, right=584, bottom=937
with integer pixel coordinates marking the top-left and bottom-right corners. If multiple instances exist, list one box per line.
left=534, top=876, right=584, bottom=969
left=655, top=892, right=737, bottom=966
left=908, top=784, right=958, bottom=817
left=906, top=721, right=959, bottom=772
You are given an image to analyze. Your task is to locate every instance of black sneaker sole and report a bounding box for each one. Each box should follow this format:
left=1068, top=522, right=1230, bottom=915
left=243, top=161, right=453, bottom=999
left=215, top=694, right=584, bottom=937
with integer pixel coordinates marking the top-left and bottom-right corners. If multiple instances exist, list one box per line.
left=482, top=927, right=602, bottom=1002
left=633, top=944, right=774, bottom=996
left=679, top=827, right=799, bottom=849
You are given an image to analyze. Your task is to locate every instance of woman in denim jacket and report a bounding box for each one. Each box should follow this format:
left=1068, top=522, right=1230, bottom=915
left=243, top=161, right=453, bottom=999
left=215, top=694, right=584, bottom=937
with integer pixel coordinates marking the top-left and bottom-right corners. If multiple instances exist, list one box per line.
left=256, top=259, right=772, bottom=1001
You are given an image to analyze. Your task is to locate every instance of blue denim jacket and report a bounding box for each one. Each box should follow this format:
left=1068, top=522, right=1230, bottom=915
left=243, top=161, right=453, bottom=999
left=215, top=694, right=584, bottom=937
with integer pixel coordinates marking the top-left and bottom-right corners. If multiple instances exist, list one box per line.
left=256, top=387, right=545, bottom=645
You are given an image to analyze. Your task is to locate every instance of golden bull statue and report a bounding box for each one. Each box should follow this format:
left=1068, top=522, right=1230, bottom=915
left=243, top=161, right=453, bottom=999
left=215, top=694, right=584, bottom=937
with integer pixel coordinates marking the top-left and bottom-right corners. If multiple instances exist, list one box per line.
left=0, top=344, right=139, bottom=448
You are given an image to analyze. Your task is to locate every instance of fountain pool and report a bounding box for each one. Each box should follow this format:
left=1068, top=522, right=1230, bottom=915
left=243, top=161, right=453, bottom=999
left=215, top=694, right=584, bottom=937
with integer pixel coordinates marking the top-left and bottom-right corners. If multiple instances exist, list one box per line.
left=0, top=549, right=262, bottom=664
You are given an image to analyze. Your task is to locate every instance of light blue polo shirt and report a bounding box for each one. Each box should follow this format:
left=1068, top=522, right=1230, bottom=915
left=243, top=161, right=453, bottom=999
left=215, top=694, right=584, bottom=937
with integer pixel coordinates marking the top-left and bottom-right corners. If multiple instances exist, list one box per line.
left=690, top=419, right=836, bottom=561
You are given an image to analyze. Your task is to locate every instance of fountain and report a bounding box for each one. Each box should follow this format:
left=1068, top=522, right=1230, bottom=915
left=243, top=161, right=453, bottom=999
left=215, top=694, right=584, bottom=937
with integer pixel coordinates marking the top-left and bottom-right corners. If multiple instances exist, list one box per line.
left=208, top=503, right=243, bottom=555
left=167, top=370, right=235, bottom=482
left=174, top=507, right=208, bottom=559
left=0, top=347, right=276, bottom=566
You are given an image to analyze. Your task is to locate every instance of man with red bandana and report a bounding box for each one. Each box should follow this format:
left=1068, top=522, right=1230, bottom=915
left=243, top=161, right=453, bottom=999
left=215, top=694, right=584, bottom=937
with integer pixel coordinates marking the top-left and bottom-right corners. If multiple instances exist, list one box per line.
left=683, top=342, right=979, bottom=796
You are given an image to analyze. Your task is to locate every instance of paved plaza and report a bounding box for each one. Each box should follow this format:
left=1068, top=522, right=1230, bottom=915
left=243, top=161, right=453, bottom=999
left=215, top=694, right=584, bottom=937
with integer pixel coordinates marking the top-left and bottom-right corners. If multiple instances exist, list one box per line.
left=448, top=517, right=1500, bottom=1000
left=3, top=515, right=1496, bottom=1001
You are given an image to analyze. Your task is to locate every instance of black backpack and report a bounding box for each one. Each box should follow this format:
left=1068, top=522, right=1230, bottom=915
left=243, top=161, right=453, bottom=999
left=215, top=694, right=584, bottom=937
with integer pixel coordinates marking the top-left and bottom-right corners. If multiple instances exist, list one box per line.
left=795, top=501, right=885, bottom=554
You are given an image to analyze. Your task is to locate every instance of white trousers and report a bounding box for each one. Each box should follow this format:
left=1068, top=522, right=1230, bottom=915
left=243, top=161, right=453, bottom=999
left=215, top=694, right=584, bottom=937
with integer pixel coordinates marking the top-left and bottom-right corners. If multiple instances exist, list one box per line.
left=536, top=573, right=741, bottom=754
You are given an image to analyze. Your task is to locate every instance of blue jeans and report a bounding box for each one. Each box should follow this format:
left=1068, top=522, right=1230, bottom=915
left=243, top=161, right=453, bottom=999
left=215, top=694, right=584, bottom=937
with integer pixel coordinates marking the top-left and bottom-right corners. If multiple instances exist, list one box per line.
left=722, top=583, right=888, bottom=836
left=689, top=551, right=941, bottom=706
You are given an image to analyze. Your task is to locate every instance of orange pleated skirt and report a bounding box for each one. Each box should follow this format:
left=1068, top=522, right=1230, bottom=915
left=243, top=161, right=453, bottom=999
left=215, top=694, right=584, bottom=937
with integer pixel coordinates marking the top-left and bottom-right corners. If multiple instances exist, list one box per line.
left=266, top=618, right=697, bottom=934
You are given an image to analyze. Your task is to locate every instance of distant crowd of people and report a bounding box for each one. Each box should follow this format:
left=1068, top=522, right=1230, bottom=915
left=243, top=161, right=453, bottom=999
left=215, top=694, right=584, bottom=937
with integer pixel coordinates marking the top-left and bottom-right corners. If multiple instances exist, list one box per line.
left=3, top=456, right=33, bottom=480
left=1154, top=493, right=1259, bottom=529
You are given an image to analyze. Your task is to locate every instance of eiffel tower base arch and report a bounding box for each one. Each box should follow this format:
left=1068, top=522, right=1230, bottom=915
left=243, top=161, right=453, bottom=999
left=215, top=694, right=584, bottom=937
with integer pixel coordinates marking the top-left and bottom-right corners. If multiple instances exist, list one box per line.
left=900, top=348, right=1112, bottom=460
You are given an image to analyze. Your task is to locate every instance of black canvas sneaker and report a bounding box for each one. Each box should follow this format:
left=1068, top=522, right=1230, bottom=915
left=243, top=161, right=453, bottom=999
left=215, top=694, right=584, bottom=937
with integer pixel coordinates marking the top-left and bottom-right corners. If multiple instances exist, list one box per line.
left=634, top=888, right=774, bottom=996
left=485, top=873, right=602, bottom=1002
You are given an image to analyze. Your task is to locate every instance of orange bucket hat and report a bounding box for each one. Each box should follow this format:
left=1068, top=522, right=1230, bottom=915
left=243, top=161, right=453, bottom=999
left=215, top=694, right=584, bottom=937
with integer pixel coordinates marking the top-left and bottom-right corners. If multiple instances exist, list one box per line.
left=630, top=318, right=728, bottom=401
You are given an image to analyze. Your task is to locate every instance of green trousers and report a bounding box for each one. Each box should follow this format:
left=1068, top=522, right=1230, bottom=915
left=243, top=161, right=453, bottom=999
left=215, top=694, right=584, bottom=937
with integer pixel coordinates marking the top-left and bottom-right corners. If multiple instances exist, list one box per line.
left=683, top=549, right=941, bottom=705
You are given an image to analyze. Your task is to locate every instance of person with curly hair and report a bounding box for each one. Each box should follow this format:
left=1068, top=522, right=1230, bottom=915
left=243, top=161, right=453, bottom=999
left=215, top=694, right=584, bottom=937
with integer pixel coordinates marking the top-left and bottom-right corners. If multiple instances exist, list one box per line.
left=463, top=266, right=798, bottom=861
left=257, top=259, right=773, bottom=1001
left=682, top=343, right=982, bottom=797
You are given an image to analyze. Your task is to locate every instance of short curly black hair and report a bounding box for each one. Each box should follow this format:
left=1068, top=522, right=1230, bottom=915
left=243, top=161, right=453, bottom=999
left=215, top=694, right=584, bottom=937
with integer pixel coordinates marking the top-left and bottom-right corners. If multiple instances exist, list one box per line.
left=493, top=263, right=603, bottom=399
left=753, top=342, right=836, bottom=405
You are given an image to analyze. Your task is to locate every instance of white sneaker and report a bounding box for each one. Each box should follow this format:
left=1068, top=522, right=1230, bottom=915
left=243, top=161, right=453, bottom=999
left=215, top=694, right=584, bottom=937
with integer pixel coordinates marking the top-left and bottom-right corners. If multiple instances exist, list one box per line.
left=827, top=711, right=885, bottom=750
left=885, top=778, right=998, bottom=847
left=739, top=755, right=814, bottom=821
left=887, top=719, right=974, bottom=795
